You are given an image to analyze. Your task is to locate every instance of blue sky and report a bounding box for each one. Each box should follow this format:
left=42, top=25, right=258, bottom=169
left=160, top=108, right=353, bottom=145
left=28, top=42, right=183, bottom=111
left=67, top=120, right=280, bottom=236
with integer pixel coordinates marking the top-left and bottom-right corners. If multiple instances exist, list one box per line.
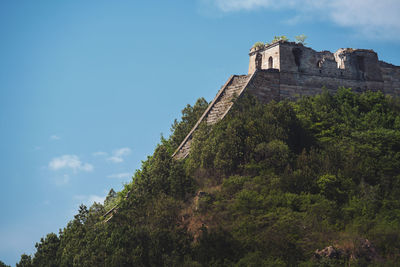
left=0, top=0, right=399, bottom=265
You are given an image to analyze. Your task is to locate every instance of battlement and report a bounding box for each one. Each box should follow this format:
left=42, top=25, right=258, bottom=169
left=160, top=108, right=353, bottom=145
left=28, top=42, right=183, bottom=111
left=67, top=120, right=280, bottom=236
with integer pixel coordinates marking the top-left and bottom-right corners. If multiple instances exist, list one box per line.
left=248, top=41, right=382, bottom=82
left=173, top=42, right=400, bottom=159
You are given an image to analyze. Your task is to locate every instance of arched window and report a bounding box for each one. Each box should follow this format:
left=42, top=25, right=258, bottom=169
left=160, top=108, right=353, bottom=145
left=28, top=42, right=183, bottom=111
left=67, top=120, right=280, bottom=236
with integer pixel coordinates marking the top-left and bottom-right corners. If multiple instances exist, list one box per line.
left=268, top=56, right=273, bottom=69
left=255, top=53, right=262, bottom=70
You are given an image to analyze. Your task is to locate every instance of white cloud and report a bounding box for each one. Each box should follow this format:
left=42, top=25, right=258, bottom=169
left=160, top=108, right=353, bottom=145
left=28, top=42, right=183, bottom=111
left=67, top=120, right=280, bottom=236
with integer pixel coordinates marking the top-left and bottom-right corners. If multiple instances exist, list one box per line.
left=107, top=147, right=131, bottom=163
left=211, top=0, right=295, bottom=12
left=327, top=0, right=400, bottom=39
left=114, top=147, right=131, bottom=157
left=209, top=0, right=400, bottom=39
left=107, top=156, right=124, bottom=163
left=107, top=172, right=131, bottom=179
left=92, top=151, right=108, bottom=157
left=50, top=135, right=61, bottom=140
left=48, top=155, right=94, bottom=172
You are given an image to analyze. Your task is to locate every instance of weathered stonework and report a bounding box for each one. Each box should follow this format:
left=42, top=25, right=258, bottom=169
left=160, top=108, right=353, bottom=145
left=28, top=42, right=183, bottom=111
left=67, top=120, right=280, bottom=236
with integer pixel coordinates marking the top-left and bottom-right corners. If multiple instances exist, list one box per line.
left=173, top=74, right=252, bottom=159
left=173, top=41, right=400, bottom=159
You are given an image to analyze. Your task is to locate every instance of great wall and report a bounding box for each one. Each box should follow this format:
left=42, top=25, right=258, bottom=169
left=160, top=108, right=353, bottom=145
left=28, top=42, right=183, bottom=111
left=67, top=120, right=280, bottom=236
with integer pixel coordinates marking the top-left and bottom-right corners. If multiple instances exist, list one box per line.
left=172, top=40, right=400, bottom=159
left=104, top=41, right=400, bottom=222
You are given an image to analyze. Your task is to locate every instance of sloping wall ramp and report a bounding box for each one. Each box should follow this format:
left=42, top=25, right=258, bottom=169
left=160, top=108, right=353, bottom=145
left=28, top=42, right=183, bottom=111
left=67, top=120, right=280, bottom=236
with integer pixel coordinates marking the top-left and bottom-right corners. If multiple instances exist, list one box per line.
left=172, top=73, right=254, bottom=159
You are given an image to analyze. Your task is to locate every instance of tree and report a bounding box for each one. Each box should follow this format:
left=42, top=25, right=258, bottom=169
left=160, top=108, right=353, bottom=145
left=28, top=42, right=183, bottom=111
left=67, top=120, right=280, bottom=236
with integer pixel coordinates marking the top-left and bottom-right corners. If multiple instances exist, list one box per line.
left=170, top=97, right=208, bottom=150
left=32, top=233, right=60, bottom=267
left=16, top=254, right=32, bottom=267
left=74, top=204, right=89, bottom=225
left=0, top=260, right=11, bottom=267
left=104, top=188, right=117, bottom=210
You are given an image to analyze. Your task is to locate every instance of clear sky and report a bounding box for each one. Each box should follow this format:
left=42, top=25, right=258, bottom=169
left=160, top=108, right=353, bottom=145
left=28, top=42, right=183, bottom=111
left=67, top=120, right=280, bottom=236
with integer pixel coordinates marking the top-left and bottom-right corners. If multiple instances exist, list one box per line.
left=1, top=0, right=399, bottom=265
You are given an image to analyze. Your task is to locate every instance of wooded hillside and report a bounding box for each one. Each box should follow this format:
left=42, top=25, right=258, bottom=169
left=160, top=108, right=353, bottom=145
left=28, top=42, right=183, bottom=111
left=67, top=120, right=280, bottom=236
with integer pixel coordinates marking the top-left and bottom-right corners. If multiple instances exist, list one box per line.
left=17, top=89, right=400, bottom=266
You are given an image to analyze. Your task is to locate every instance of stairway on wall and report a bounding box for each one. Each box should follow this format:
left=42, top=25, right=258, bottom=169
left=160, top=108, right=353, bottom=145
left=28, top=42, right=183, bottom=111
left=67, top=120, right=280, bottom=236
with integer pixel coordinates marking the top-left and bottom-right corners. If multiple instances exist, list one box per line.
left=104, top=75, right=252, bottom=222
left=173, top=74, right=253, bottom=159
left=206, top=75, right=250, bottom=124
left=104, top=71, right=265, bottom=222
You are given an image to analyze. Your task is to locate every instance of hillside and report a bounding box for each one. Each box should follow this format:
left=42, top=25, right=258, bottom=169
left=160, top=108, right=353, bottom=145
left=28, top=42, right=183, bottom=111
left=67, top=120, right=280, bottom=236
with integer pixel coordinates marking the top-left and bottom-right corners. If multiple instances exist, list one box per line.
left=16, top=88, right=400, bottom=266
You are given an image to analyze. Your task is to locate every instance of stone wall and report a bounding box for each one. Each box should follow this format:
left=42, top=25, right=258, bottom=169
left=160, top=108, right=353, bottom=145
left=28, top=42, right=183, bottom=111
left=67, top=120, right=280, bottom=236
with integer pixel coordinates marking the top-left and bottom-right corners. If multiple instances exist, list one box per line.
left=380, top=61, right=400, bottom=98
left=250, top=41, right=384, bottom=81
left=173, top=42, right=400, bottom=159
left=173, top=74, right=253, bottom=159
left=247, top=69, right=280, bottom=102
left=249, top=42, right=280, bottom=74
left=248, top=41, right=399, bottom=99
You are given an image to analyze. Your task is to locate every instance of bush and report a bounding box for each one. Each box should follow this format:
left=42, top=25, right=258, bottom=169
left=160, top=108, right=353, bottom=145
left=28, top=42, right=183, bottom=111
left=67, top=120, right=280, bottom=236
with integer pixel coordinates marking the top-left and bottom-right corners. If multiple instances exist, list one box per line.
left=252, top=42, right=265, bottom=50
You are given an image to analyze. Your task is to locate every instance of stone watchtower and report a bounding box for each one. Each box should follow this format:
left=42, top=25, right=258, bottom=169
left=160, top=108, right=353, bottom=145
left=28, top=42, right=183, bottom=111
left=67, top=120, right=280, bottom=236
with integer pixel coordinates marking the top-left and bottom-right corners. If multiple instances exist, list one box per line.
left=248, top=41, right=390, bottom=95
left=172, top=41, right=400, bottom=159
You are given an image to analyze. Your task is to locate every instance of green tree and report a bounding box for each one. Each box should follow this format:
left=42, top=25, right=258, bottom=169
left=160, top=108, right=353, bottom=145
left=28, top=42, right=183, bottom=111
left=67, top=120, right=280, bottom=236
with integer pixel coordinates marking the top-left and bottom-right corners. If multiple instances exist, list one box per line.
left=0, top=260, right=11, bottom=267
left=32, top=233, right=60, bottom=267
left=104, top=188, right=117, bottom=210
left=170, top=97, right=208, bottom=150
left=16, top=254, right=32, bottom=267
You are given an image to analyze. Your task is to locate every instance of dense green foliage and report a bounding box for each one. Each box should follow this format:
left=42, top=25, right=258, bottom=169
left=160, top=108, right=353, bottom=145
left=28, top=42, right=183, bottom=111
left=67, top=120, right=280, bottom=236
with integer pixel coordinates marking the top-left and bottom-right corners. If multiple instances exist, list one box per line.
left=18, top=89, right=400, bottom=266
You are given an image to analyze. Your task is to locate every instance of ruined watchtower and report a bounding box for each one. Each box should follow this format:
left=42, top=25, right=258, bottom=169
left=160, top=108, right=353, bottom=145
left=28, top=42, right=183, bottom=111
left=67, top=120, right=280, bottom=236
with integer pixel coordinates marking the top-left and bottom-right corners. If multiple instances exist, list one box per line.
left=247, top=41, right=393, bottom=96
left=173, top=41, right=400, bottom=159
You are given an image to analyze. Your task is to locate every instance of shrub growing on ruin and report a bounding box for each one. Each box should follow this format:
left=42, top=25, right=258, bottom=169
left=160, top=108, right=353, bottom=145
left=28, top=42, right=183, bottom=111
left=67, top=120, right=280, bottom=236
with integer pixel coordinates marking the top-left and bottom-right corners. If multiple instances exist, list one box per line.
left=252, top=41, right=265, bottom=50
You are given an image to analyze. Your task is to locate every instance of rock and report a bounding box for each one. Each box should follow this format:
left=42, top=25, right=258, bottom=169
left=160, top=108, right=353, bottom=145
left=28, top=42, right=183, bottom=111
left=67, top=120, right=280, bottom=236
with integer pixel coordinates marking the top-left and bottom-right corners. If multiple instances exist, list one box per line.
left=314, top=246, right=343, bottom=259
left=314, top=239, right=379, bottom=263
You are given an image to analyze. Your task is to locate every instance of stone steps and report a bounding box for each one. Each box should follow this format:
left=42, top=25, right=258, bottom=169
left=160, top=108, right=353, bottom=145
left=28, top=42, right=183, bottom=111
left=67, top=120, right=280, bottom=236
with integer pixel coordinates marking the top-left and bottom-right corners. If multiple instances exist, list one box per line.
left=205, top=77, right=248, bottom=124
left=173, top=74, right=252, bottom=159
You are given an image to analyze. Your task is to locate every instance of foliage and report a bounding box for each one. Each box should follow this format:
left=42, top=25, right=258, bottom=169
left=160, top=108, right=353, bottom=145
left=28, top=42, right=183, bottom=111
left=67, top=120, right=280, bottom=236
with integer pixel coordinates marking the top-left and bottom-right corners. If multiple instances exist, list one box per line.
left=0, top=260, right=10, bottom=267
left=19, top=91, right=400, bottom=266
left=271, top=35, right=289, bottom=43
left=252, top=41, right=265, bottom=50
left=170, top=97, right=208, bottom=151
left=32, top=233, right=60, bottom=267
left=104, top=188, right=117, bottom=211
left=295, top=34, right=308, bottom=45
left=16, top=254, right=32, bottom=267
